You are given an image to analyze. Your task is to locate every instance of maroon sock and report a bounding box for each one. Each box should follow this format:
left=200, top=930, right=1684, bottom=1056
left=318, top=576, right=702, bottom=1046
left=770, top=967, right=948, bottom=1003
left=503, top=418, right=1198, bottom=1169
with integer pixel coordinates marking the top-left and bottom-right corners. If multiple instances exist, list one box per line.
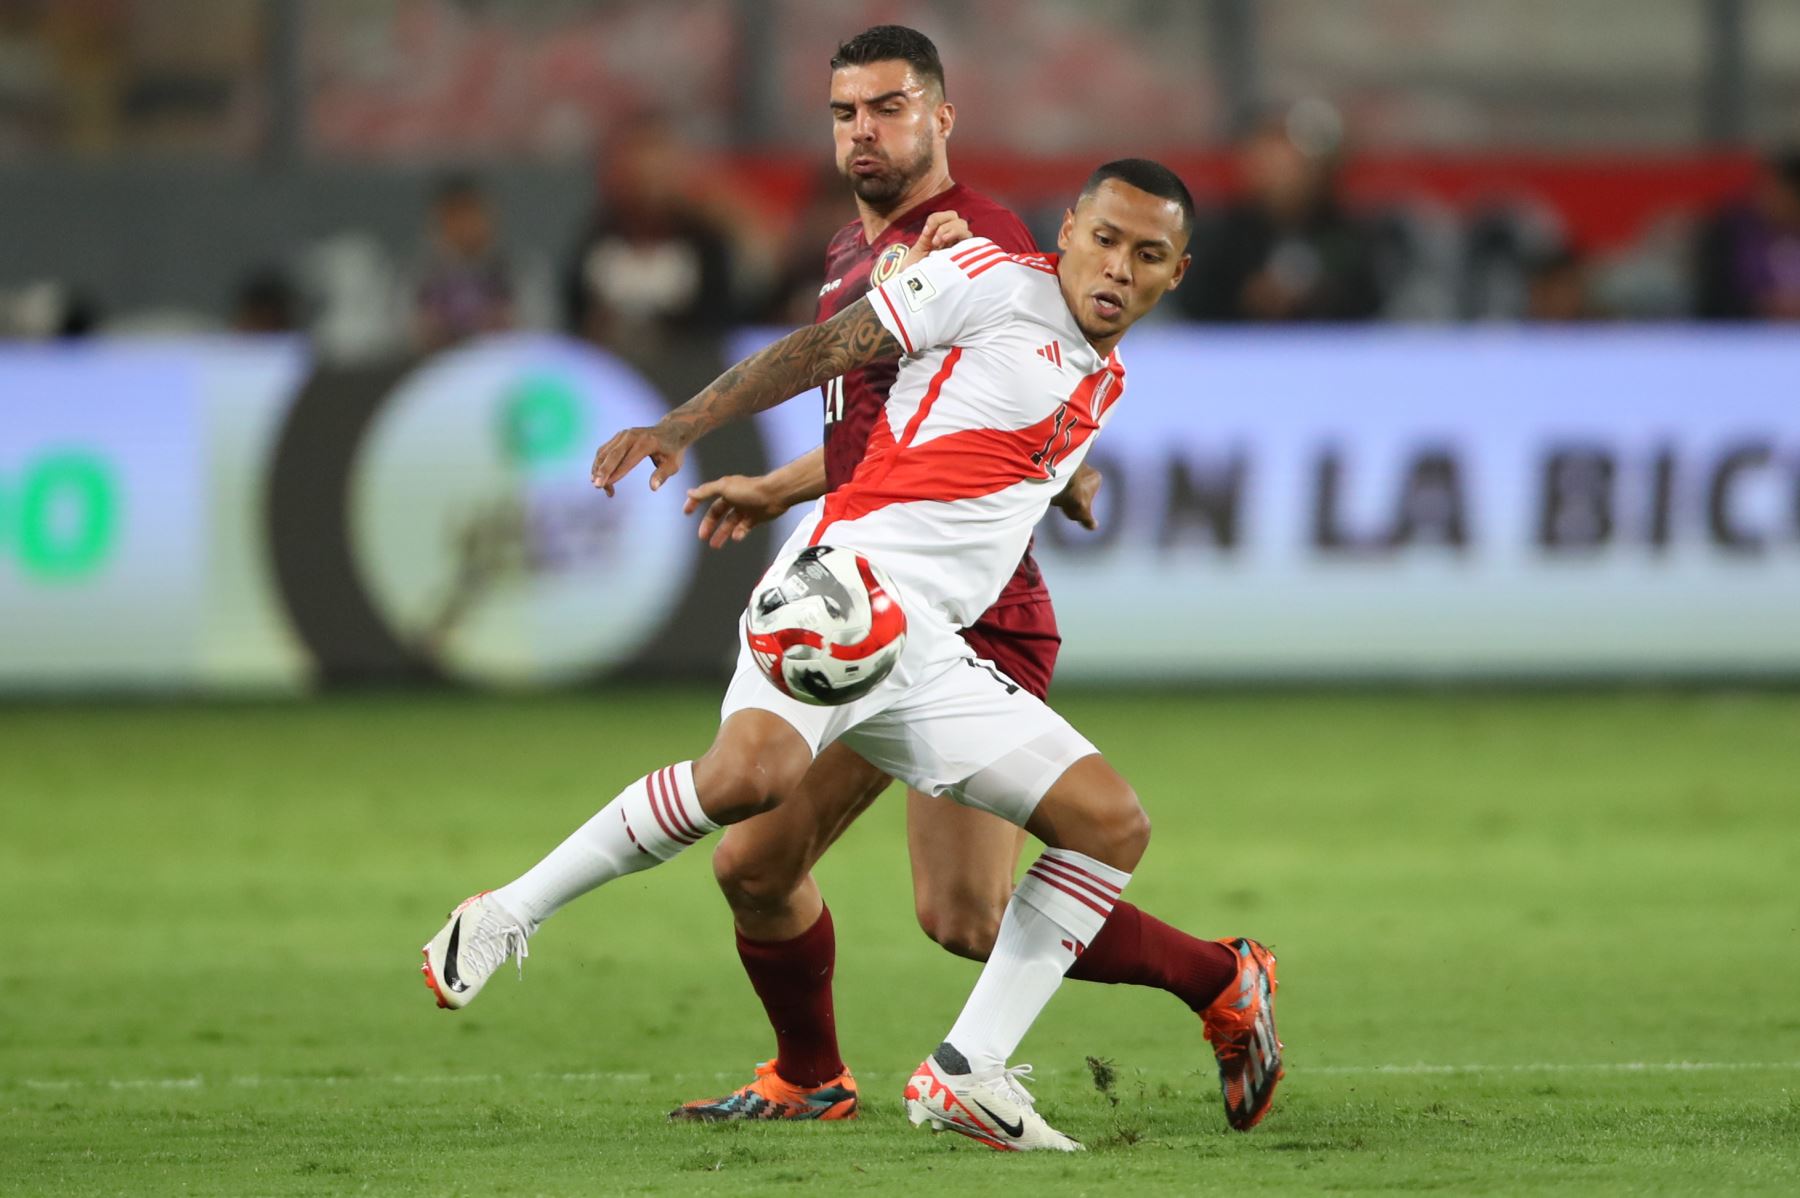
left=1064, top=901, right=1240, bottom=1011
left=734, top=905, right=845, bottom=1087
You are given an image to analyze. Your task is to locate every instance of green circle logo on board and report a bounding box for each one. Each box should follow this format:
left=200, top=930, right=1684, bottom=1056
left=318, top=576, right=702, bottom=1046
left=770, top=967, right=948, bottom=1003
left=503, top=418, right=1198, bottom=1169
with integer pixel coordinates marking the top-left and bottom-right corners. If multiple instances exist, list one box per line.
left=348, top=337, right=700, bottom=687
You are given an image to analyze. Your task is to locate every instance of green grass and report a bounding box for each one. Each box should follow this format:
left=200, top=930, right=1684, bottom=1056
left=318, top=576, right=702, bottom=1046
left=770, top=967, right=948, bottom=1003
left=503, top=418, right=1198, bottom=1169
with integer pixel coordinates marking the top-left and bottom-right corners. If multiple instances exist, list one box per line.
left=3, top=690, right=1798, bottom=1195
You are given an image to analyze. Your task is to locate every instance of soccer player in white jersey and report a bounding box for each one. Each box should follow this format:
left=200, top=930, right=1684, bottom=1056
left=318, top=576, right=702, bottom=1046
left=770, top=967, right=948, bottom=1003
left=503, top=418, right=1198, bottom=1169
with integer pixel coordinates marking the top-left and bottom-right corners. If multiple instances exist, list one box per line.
left=421, top=160, right=1283, bottom=1149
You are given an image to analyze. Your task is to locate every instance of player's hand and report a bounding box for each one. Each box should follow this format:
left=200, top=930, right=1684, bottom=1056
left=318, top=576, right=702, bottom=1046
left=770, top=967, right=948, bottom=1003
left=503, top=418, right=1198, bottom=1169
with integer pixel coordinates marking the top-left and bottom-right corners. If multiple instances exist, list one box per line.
left=1051, top=462, right=1103, bottom=531
left=589, top=423, right=687, bottom=496
left=682, top=474, right=791, bottom=548
left=899, top=210, right=972, bottom=272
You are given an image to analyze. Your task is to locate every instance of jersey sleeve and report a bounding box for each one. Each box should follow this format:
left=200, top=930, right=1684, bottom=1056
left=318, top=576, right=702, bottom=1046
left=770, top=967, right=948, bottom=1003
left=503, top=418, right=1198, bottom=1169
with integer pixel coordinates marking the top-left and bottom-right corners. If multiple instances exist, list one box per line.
left=868, top=237, right=1011, bottom=355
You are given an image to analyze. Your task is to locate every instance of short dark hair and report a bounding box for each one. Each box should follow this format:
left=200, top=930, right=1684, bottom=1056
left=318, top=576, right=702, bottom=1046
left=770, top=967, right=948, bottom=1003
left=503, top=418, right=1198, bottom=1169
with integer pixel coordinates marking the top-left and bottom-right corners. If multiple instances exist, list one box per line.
left=1080, top=158, right=1195, bottom=239
left=831, top=25, right=946, bottom=97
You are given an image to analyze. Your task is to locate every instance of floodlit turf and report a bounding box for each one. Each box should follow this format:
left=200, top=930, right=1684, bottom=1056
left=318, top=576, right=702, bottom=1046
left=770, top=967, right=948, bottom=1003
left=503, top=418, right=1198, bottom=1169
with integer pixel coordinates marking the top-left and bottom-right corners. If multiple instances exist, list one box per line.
left=3, top=690, right=1798, bottom=1195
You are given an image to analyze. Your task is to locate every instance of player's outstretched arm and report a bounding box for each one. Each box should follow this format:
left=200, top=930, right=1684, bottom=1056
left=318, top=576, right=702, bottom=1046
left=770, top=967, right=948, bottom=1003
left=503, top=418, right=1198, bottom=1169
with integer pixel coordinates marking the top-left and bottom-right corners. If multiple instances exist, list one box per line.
left=589, top=214, right=972, bottom=495
left=589, top=300, right=899, bottom=495
left=683, top=446, right=827, bottom=548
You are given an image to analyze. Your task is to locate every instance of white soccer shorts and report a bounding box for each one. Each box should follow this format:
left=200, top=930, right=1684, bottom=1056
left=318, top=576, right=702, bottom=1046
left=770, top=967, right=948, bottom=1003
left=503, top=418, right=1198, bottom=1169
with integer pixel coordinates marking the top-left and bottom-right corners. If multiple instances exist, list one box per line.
left=718, top=617, right=1097, bottom=827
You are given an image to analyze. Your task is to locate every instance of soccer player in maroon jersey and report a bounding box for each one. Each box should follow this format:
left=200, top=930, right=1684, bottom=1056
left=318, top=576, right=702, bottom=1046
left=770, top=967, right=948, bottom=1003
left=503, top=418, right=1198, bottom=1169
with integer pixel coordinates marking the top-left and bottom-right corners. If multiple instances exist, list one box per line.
left=663, top=27, right=1254, bottom=1126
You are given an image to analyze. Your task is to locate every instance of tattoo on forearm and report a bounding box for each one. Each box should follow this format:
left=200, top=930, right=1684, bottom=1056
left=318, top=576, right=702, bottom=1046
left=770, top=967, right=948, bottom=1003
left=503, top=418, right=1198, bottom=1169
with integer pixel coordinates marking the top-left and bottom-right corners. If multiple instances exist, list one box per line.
left=661, top=299, right=901, bottom=444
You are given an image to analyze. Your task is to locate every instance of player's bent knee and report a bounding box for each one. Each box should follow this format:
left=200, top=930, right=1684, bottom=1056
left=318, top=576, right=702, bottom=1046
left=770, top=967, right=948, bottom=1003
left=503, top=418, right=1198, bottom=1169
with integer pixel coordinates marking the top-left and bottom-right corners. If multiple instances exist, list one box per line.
left=916, top=900, right=1002, bottom=962
left=1117, top=798, right=1152, bottom=859
left=1093, top=777, right=1151, bottom=861
left=711, top=839, right=802, bottom=915
left=1031, top=760, right=1153, bottom=869
left=710, top=831, right=806, bottom=913
left=693, top=713, right=812, bottom=822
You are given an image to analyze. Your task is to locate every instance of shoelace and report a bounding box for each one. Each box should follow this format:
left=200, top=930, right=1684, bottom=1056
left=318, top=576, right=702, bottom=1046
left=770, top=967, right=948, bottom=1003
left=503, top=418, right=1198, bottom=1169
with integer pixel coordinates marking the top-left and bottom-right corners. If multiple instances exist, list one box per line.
left=465, top=915, right=530, bottom=980
left=997, top=1062, right=1037, bottom=1109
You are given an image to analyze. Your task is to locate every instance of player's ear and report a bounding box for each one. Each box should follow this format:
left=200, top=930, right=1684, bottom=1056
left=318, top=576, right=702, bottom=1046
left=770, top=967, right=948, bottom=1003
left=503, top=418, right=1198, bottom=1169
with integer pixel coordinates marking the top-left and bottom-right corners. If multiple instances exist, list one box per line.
left=1167, top=252, right=1191, bottom=291
left=936, top=100, right=955, bottom=141
left=1056, top=208, right=1075, bottom=252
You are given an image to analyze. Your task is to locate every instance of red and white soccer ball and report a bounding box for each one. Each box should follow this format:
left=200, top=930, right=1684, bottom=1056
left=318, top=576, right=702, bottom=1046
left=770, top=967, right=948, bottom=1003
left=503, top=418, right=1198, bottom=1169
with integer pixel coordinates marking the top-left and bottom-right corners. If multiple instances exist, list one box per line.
left=744, top=545, right=907, bottom=706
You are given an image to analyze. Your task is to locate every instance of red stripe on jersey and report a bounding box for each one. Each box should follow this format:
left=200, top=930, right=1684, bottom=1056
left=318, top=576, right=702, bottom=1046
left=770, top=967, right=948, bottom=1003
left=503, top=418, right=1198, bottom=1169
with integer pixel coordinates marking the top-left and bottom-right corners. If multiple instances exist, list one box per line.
left=893, top=346, right=963, bottom=449
left=951, top=239, right=999, bottom=264
left=1026, top=866, right=1113, bottom=918
left=958, top=255, right=1008, bottom=278
left=813, top=348, right=964, bottom=544
left=874, top=286, right=915, bottom=354
left=956, top=248, right=1007, bottom=276
left=968, top=253, right=1057, bottom=280
left=811, top=359, right=1119, bottom=538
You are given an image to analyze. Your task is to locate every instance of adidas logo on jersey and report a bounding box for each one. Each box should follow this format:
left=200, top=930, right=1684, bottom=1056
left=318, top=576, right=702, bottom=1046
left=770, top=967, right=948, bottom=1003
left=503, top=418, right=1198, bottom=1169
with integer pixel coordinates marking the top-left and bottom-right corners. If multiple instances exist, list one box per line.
left=1035, top=341, right=1064, bottom=368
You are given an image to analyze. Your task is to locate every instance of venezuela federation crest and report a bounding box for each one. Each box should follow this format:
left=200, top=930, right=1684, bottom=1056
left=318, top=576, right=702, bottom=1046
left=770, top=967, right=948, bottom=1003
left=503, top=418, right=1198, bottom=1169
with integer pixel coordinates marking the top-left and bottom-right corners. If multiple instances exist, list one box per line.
left=870, top=242, right=909, bottom=285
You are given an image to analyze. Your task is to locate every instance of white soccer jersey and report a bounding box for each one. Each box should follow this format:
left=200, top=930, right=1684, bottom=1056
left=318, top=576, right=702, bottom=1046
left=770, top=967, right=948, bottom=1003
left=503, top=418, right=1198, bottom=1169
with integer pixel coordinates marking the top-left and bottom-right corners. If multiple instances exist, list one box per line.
left=787, top=237, right=1126, bottom=630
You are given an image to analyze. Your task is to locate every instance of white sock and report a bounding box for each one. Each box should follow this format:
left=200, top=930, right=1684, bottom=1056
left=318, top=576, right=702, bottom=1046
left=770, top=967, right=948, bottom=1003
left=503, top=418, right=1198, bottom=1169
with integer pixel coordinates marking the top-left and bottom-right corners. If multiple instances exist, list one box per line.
left=942, top=848, right=1130, bottom=1075
left=492, top=761, right=718, bottom=932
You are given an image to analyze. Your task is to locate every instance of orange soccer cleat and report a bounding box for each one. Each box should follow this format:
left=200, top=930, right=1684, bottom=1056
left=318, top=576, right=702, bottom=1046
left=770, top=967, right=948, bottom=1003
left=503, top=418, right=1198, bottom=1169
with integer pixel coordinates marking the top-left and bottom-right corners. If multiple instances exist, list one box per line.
left=669, top=1060, right=859, bottom=1122
left=1201, top=937, right=1285, bottom=1131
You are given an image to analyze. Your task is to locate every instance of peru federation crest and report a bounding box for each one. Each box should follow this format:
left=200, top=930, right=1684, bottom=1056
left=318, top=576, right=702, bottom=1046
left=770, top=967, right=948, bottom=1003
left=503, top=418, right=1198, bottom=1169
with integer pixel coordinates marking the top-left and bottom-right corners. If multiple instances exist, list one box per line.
left=870, top=242, right=909, bottom=285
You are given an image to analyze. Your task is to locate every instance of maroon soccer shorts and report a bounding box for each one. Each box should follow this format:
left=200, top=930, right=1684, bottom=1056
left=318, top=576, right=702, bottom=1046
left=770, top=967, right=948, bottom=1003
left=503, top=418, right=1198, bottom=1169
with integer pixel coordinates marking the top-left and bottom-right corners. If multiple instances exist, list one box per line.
left=959, top=597, right=1062, bottom=702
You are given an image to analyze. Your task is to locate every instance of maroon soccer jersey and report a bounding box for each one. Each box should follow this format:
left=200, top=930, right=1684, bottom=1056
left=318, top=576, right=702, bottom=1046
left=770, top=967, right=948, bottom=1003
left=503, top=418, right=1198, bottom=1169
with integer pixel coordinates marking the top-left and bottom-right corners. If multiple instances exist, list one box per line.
left=814, top=183, right=1051, bottom=610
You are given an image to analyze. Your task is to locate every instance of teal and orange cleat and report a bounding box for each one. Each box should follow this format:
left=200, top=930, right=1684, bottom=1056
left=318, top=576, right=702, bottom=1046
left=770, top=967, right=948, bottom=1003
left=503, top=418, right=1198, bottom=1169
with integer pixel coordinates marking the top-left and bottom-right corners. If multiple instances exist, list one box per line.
left=1202, top=937, right=1284, bottom=1130
left=669, top=1060, right=858, bottom=1122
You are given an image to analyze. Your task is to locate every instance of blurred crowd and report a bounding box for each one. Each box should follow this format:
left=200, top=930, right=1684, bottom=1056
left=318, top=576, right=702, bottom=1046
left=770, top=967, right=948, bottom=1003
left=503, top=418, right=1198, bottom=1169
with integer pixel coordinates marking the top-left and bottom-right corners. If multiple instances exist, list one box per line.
left=4, top=114, right=1800, bottom=349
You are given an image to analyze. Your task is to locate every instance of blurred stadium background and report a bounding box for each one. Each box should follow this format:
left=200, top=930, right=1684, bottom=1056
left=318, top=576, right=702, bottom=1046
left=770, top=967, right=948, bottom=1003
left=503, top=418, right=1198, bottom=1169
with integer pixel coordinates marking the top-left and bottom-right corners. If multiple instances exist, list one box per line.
left=3, top=2, right=1798, bottom=1194
left=5, top=0, right=1800, bottom=690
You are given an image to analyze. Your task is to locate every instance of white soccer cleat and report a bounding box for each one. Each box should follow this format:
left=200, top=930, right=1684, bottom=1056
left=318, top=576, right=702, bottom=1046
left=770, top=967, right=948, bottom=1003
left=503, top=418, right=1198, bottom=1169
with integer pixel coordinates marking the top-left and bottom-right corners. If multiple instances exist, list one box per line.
left=903, top=1044, right=1084, bottom=1152
left=420, top=890, right=529, bottom=1010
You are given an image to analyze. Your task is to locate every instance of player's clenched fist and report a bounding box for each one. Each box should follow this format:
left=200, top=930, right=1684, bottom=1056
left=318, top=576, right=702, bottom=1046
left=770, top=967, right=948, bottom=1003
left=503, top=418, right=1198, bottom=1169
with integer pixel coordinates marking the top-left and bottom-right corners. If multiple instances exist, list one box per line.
left=899, top=210, right=972, bottom=272
left=590, top=423, right=687, bottom=496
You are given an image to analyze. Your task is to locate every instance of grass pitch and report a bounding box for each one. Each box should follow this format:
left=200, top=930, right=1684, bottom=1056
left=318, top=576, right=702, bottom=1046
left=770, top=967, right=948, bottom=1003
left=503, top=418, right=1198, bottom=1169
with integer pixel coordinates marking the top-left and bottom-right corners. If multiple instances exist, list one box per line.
left=3, top=689, right=1798, bottom=1195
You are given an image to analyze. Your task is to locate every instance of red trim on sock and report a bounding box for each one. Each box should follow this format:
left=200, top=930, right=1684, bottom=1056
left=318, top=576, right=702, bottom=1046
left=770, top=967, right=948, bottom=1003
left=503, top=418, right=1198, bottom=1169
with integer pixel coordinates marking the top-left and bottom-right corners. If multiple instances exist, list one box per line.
left=649, top=768, right=700, bottom=845
left=662, top=767, right=707, bottom=841
left=1029, top=858, right=1122, bottom=908
left=1064, top=901, right=1240, bottom=1010
left=620, top=808, right=649, bottom=856
left=1025, top=865, right=1114, bottom=919
left=1040, top=851, right=1124, bottom=895
left=644, top=769, right=683, bottom=844
left=735, top=905, right=845, bottom=1088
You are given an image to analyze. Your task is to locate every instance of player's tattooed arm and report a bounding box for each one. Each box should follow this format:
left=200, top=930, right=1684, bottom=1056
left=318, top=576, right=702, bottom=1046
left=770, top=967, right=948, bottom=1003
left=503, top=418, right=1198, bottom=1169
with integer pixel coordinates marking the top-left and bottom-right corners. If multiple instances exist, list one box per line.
left=590, top=299, right=898, bottom=494
left=667, top=300, right=898, bottom=443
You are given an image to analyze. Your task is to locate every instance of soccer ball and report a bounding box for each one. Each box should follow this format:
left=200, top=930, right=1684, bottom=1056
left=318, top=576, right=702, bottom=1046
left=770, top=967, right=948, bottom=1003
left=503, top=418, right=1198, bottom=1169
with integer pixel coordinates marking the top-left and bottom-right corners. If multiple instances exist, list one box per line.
left=744, top=545, right=907, bottom=706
